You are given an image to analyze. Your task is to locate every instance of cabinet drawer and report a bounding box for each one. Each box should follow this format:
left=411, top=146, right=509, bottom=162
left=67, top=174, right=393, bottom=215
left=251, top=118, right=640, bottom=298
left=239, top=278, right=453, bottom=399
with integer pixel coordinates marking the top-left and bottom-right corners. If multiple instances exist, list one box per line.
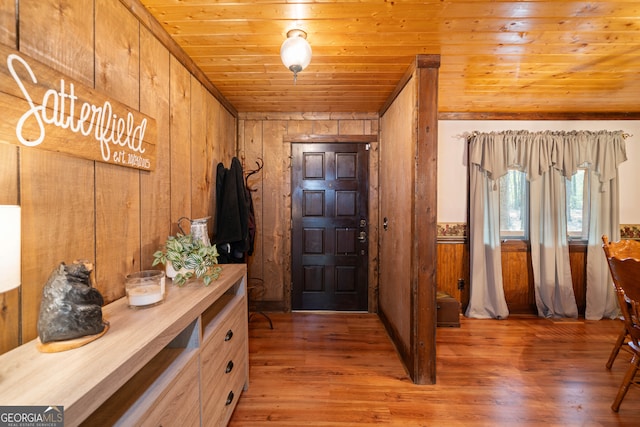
left=202, top=341, right=248, bottom=426
left=210, top=362, right=248, bottom=426
left=203, top=293, right=247, bottom=342
left=201, top=295, right=247, bottom=374
left=201, top=295, right=248, bottom=426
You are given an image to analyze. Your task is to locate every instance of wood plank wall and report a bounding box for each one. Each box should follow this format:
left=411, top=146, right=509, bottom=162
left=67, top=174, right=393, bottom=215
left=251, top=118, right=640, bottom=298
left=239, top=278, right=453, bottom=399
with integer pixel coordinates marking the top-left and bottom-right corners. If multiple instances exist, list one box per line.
left=378, top=80, right=415, bottom=359
left=237, top=113, right=379, bottom=312
left=0, top=0, right=236, bottom=354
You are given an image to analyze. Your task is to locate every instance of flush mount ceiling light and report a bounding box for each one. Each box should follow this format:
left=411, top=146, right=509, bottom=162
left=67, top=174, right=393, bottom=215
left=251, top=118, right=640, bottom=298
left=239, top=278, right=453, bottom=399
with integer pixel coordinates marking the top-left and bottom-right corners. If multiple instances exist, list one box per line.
left=280, top=29, right=312, bottom=84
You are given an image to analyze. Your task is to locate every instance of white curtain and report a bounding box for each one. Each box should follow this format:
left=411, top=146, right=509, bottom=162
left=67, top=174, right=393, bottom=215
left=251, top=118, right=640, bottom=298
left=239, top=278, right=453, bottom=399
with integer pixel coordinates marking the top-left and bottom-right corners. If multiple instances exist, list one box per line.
left=584, top=132, right=627, bottom=319
left=529, top=166, right=578, bottom=318
left=466, top=130, right=626, bottom=319
left=466, top=132, right=510, bottom=319
left=466, top=160, right=510, bottom=319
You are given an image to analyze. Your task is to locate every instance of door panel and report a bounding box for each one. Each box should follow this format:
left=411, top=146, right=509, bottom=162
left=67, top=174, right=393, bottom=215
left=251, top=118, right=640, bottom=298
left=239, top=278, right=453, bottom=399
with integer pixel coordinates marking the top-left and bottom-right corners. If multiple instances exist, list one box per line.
left=292, top=143, right=368, bottom=310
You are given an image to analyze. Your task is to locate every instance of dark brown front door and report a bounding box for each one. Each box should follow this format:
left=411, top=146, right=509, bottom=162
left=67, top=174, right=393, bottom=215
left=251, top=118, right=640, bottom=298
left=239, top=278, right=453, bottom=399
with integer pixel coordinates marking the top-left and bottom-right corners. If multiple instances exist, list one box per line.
left=291, top=143, right=369, bottom=310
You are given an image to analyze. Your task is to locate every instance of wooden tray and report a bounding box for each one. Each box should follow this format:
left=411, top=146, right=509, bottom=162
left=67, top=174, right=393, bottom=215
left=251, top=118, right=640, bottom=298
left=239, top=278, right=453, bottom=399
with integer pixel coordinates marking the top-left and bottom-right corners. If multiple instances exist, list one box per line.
left=36, top=320, right=110, bottom=353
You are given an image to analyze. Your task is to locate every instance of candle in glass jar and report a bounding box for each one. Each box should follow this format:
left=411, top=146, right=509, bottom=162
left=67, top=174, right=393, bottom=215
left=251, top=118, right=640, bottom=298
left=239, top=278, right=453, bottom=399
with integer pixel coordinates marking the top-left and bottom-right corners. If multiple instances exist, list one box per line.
left=127, top=284, right=163, bottom=306
left=125, top=270, right=165, bottom=308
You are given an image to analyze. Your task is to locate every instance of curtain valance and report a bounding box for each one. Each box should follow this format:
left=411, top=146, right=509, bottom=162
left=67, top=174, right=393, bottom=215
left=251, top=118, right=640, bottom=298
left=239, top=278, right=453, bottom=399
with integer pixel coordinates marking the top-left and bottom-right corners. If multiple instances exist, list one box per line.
left=469, top=130, right=627, bottom=188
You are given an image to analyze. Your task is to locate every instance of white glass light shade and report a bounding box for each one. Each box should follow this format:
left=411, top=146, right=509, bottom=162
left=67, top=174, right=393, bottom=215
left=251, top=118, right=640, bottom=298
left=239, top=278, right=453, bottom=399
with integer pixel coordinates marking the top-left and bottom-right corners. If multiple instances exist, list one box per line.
left=280, top=31, right=312, bottom=75
left=0, top=205, right=21, bottom=293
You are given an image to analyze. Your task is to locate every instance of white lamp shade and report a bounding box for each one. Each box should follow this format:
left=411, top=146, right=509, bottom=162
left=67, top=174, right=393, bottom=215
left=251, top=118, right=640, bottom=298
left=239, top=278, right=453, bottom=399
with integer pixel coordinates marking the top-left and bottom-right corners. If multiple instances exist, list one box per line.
left=0, top=205, right=21, bottom=293
left=280, top=35, right=312, bottom=72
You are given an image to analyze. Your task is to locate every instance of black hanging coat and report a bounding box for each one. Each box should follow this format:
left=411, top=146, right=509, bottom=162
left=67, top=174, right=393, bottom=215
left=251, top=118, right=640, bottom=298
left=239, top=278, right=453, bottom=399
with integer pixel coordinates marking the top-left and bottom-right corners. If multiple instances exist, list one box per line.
left=215, top=157, right=250, bottom=262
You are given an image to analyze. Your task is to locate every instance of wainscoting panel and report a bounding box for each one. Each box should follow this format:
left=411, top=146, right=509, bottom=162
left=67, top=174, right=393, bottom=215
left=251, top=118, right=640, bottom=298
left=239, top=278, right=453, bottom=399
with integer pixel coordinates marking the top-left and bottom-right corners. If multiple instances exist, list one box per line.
left=436, top=223, right=638, bottom=316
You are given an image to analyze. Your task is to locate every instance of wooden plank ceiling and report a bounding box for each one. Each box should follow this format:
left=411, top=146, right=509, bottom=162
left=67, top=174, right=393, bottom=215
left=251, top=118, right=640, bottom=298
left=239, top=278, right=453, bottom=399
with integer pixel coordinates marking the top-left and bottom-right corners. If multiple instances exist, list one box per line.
left=138, top=0, right=640, bottom=114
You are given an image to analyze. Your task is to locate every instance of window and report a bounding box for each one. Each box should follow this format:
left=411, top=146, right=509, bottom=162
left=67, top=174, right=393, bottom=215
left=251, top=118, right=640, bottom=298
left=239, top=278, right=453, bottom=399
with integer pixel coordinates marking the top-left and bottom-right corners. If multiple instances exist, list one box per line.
left=566, top=167, right=590, bottom=240
left=499, top=169, right=528, bottom=239
left=498, top=167, right=590, bottom=241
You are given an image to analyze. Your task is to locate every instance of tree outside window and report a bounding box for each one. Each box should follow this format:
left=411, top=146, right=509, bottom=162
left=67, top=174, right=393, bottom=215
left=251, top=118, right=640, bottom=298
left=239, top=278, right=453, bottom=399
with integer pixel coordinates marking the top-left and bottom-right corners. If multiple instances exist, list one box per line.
left=499, top=169, right=527, bottom=238
left=566, top=168, right=590, bottom=240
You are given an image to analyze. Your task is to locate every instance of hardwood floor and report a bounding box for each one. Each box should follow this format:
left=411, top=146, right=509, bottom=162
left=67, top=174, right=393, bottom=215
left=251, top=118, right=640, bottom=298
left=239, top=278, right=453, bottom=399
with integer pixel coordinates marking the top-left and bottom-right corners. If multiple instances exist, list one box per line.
left=229, top=312, right=640, bottom=426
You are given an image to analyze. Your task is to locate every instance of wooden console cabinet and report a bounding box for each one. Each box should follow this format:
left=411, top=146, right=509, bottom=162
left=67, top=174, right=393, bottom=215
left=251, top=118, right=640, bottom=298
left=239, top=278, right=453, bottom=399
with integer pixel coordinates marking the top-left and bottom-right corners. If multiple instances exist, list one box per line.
left=0, top=264, right=248, bottom=427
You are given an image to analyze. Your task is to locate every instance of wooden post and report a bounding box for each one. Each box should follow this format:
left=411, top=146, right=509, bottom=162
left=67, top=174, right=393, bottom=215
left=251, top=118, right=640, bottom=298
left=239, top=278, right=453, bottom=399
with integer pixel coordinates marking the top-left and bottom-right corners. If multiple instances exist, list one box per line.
left=413, top=55, right=440, bottom=384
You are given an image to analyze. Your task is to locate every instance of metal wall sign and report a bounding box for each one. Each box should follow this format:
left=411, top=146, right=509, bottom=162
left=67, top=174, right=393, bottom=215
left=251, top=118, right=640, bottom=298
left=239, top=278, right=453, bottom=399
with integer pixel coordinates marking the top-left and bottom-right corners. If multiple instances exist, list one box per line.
left=0, top=44, right=157, bottom=171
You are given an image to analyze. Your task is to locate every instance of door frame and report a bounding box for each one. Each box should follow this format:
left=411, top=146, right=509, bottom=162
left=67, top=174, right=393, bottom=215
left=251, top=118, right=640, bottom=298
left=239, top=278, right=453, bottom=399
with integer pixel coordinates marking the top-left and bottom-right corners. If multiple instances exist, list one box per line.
left=283, top=134, right=379, bottom=313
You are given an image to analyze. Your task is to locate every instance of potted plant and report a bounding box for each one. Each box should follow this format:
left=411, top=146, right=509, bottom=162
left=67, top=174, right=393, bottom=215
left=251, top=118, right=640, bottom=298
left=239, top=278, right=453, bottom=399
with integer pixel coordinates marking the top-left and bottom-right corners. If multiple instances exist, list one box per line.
left=152, top=233, right=222, bottom=286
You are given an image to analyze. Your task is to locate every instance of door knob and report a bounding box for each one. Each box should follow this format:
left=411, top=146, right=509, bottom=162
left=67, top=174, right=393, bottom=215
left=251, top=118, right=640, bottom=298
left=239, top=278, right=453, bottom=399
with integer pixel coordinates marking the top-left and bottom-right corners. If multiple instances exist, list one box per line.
left=358, top=231, right=367, bottom=243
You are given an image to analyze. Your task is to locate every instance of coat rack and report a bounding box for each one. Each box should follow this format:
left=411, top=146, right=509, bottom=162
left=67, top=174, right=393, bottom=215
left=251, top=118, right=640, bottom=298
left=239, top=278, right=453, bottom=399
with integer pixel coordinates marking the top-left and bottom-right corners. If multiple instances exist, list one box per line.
left=244, top=157, right=263, bottom=192
left=237, top=156, right=271, bottom=328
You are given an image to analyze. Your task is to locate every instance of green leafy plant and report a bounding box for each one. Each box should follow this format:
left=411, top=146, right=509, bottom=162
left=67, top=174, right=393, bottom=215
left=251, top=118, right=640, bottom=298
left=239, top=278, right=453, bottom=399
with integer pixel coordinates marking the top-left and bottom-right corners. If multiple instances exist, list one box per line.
left=152, top=233, right=222, bottom=286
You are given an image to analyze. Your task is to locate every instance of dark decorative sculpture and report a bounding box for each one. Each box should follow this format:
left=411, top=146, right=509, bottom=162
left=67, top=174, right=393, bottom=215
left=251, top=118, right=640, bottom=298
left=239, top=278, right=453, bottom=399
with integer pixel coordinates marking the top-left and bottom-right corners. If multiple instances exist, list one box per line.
left=37, top=261, right=105, bottom=344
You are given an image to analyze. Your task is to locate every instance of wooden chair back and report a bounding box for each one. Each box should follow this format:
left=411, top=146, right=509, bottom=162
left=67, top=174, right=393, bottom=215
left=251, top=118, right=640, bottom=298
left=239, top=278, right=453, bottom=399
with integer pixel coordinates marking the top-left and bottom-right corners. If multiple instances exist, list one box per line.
left=602, top=235, right=640, bottom=261
left=602, top=235, right=640, bottom=347
left=602, top=235, right=640, bottom=412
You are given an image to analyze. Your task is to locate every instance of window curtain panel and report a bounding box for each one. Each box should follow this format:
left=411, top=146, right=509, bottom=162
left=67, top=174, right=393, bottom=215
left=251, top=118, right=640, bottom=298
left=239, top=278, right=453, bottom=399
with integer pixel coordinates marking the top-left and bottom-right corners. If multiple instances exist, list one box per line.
left=528, top=161, right=577, bottom=318
left=466, top=130, right=626, bottom=319
left=466, top=132, right=510, bottom=319
left=584, top=132, right=627, bottom=319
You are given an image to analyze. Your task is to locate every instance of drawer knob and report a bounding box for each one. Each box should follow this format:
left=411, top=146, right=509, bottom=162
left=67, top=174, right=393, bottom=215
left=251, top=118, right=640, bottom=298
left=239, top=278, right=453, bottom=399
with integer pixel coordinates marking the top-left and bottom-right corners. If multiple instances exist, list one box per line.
left=225, top=360, right=234, bottom=373
left=224, top=329, right=234, bottom=341
left=225, top=391, right=234, bottom=406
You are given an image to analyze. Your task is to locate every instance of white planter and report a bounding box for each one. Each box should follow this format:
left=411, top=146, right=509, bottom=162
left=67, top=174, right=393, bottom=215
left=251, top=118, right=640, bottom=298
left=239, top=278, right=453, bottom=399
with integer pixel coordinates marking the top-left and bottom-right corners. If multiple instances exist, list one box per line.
left=165, top=261, right=193, bottom=280
left=165, top=261, right=178, bottom=279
